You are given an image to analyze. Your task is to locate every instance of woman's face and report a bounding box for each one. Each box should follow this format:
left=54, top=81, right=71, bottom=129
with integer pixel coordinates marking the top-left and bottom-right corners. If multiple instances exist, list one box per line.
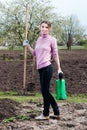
left=40, top=23, right=50, bottom=35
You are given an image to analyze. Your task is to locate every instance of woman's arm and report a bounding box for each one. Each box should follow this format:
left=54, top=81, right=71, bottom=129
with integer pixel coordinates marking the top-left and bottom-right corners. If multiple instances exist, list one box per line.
left=51, top=38, right=61, bottom=71
left=26, top=44, right=34, bottom=55
left=53, top=55, right=61, bottom=71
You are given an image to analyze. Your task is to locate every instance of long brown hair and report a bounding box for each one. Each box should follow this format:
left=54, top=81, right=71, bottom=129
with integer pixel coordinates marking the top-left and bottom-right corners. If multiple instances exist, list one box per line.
left=40, top=20, right=51, bottom=28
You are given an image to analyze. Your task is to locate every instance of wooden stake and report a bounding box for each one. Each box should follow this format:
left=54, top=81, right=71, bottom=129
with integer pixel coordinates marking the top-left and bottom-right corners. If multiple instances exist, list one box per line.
left=23, top=3, right=28, bottom=91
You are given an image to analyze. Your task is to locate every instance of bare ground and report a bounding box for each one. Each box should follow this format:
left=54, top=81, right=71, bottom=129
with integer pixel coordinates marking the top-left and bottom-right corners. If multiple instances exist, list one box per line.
left=0, top=49, right=87, bottom=129
left=0, top=98, right=87, bottom=130
left=0, top=49, right=87, bottom=95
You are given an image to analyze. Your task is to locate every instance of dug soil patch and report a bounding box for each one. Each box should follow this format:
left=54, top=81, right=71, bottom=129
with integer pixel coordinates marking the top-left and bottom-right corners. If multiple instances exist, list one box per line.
left=0, top=98, right=87, bottom=130
left=0, top=49, right=87, bottom=95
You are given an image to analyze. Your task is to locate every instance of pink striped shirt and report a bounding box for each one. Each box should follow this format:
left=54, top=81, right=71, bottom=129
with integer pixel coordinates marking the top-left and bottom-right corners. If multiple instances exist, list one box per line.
left=33, top=34, right=58, bottom=69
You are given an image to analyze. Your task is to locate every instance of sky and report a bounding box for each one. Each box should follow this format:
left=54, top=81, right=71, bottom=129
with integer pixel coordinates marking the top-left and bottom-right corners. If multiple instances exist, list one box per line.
left=0, top=0, right=87, bottom=33
left=52, top=0, right=87, bottom=33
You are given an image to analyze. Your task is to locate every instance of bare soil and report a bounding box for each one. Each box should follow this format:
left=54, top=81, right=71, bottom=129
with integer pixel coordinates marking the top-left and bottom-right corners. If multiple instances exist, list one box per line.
left=0, top=49, right=87, bottom=95
left=0, top=98, right=87, bottom=130
left=0, top=49, right=87, bottom=129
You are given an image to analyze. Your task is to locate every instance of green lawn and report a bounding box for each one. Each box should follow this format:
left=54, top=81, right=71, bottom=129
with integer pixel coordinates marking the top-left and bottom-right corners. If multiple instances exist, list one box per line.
left=0, top=91, right=87, bottom=103
left=0, top=45, right=87, bottom=51
left=59, top=45, right=86, bottom=50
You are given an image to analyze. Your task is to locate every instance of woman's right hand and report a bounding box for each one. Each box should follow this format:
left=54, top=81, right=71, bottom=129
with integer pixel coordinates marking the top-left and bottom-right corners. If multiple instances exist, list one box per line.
left=58, top=69, right=63, bottom=74
left=23, top=40, right=29, bottom=46
left=58, top=69, right=63, bottom=80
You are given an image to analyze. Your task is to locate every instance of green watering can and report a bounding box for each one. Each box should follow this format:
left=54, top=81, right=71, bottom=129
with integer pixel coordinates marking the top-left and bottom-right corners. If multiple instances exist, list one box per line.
left=56, top=72, right=67, bottom=100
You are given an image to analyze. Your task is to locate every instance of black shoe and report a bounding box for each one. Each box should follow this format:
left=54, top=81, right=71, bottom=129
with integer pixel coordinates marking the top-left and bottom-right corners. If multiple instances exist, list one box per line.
left=50, top=114, right=60, bottom=119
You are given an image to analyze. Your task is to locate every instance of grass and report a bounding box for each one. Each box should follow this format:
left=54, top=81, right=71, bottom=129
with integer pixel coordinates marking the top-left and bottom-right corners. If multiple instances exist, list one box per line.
left=59, top=45, right=86, bottom=50
left=66, top=94, right=87, bottom=103
left=3, top=117, right=16, bottom=123
left=0, top=46, right=23, bottom=51
left=0, top=45, right=86, bottom=51
left=13, top=46, right=23, bottom=50
left=0, top=91, right=42, bottom=103
left=84, top=44, right=87, bottom=49
left=0, top=91, right=87, bottom=103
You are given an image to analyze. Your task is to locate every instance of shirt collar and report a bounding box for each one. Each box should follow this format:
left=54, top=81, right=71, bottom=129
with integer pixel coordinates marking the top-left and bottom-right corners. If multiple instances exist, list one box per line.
left=41, top=34, right=49, bottom=38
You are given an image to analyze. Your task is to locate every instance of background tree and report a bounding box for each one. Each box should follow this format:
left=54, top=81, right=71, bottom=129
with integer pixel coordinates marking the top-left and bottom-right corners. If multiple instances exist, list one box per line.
left=0, top=0, right=86, bottom=50
left=60, top=15, right=85, bottom=50
left=0, top=0, right=57, bottom=49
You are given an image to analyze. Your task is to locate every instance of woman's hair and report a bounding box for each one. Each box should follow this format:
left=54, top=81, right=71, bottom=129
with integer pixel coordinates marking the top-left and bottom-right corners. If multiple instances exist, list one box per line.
left=40, top=20, right=51, bottom=28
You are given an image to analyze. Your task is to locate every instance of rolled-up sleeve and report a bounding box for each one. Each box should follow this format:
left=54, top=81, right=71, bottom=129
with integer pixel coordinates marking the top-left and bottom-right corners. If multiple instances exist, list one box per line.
left=33, top=50, right=36, bottom=56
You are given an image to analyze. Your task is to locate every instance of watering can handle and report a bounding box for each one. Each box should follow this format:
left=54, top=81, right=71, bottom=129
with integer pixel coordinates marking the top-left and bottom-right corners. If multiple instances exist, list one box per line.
left=58, top=71, right=63, bottom=80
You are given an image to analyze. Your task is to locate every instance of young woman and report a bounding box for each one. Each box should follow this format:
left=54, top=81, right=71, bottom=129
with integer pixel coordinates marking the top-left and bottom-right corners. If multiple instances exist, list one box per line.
left=23, top=20, right=62, bottom=120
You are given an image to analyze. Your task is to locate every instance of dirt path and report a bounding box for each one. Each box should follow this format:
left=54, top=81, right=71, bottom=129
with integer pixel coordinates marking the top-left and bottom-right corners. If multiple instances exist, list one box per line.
left=0, top=99, right=87, bottom=130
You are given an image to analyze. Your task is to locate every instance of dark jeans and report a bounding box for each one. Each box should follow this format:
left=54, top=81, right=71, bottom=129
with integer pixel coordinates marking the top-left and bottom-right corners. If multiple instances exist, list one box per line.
left=38, top=64, right=60, bottom=116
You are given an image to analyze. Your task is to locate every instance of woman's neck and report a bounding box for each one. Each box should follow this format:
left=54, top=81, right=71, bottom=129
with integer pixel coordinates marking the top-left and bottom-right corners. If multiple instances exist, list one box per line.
left=41, top=34, right=49, bottom=38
